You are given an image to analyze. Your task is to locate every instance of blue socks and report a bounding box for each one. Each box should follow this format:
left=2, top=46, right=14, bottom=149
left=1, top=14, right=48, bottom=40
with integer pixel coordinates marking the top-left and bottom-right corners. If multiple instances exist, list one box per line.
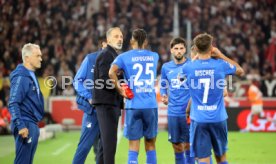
left=219, top=162, right=228, bottom=164
left=128, top=151, right=138, bottom=164
left=146, top=150, right=157, bottom=164
left=185, top=150, right=195, bottom=164
left=128, top=150, right=158, bottom=164
left=175, top=152, right=185, bottom=164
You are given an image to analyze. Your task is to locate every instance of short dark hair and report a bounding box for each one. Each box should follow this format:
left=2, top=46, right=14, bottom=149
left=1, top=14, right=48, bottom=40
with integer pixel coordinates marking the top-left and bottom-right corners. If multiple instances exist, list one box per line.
left=97, top=36, right=106, bottom=48
left=132, top=29, right=147, bottom=48
left=170, top=37, right=187, bottom=49
left=193, top=33, right=213, bottom=53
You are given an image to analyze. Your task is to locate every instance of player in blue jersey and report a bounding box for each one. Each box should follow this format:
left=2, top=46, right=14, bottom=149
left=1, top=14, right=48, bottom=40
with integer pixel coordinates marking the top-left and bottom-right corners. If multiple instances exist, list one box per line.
left=182, top=33, right=244, bottom=164
left=160, top=37, right=195, bottom=164
left=72, top=38, right=107, bottom=164
left=109, top=29, right=159, bottom=164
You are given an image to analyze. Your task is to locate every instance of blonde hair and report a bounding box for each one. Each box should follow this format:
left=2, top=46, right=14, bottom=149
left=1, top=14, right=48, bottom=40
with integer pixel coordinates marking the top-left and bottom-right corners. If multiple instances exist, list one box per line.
left=22, top=43, right=40, bottom=63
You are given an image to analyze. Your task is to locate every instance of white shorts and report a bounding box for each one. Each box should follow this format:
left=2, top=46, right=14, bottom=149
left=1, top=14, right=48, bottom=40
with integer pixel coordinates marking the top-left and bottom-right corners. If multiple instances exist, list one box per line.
left=251, top=105, right=263, bottom=114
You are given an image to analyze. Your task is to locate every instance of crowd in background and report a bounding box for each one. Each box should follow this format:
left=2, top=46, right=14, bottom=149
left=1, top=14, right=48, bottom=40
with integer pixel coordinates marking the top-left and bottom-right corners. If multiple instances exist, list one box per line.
left=0, top=0, right=276, bottom=108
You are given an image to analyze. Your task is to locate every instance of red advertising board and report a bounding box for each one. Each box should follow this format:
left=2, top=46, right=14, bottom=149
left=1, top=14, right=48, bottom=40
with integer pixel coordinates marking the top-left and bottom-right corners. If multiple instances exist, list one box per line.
left=49, top=96, right=168, bottom=128
left=236, top=109, right=276, bottom=131
left=49, top=96, right=167, bottom=128
left=226, top=98, right=276, bottom=132
left=49, top=97, right=83, bottom=126
left=49, top=97, right=276, bottom=131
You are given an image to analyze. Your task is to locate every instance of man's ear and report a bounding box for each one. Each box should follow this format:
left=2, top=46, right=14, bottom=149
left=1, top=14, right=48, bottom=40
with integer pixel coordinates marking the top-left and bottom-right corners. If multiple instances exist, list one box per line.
left=24, top=56, right=29, bottom=62
left=144, top=39, right=149, bottom=48
left=194, top=46, right=197, bottom=51
left=106, top=37, right=111, bottom=44
left=130, top=38, right=135, bottom=48
left=210, top=45, right=215, bottom=53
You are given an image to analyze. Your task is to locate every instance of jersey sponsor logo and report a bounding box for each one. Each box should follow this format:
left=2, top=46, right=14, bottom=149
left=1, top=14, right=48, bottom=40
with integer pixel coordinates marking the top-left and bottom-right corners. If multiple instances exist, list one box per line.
left=27, top=137, right=32, bottom=144
left=178, top=74, right=187, bottom=82
left=91, top=66, right=95, bottom=73
left=222, top=61, right=234, bottom=69
left=171, top=73, right=187, bottom=89
left=86, top=122, right=92, bottom=128
left=171, top=79, right=182, bottom=88
left=229, top=63, right=234, bottom=69
left=168, top=70, right=173, bottom=74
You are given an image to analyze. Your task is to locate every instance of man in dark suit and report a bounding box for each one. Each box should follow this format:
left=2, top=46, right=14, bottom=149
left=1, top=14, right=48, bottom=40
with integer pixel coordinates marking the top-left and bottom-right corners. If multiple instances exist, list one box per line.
left=93, top=27, right=123, bottom=164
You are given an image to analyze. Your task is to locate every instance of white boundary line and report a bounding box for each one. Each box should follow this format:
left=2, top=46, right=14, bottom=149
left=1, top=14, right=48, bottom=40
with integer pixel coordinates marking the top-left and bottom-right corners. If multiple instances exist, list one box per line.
left=51, top=143, right=72, bottom=156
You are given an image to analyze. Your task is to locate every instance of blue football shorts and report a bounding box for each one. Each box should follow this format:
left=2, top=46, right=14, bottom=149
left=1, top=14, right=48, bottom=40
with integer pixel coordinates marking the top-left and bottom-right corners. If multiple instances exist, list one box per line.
left=190, top=120, right=228, bottom=158
left=124, top=108, right=158, bottom=140
left=167, top=115, right=190, bottom=143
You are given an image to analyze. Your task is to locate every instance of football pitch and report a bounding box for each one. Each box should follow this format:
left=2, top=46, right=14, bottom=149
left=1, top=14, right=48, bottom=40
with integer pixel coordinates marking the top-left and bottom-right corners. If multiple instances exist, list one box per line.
left=1, top=131, right=276, bottom=164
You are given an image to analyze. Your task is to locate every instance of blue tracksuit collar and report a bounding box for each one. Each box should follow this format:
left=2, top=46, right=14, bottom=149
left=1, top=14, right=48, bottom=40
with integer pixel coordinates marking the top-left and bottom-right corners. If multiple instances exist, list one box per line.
left=10, top=64, right=34, bottom=81
left=10, top=64, right=42, bottom=100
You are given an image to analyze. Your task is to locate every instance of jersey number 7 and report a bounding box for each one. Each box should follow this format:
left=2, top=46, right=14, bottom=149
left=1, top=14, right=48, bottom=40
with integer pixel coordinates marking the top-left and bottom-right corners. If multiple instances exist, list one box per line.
left=199, top=78, right=210, bottom=103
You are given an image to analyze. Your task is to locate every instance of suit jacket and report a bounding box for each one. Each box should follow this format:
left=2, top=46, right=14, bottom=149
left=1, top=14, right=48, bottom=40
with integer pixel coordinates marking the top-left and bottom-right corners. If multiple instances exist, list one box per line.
left=92, top=45, right=123, bottom=107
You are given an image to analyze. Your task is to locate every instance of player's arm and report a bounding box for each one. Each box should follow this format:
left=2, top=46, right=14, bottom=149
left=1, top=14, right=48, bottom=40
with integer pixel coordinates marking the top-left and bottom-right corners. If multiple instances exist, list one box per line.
left=160, top=65, right=168, bottom=105
left=73, top=56, right=94, bottom=114
left=211, top=47, right=244, bottom=76
left=8, top=76, right=29, bottom=138
left=186, top=98, right=191, bottom=121
left=73, top=56, right=92, bottom=103
left=224, top=87, right=228, bottom=97
left=109, top=64, right=127, bottom=98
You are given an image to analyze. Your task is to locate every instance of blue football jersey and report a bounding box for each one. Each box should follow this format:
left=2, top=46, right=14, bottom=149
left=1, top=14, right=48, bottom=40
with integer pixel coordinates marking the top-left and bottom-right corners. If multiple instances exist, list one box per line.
left=112, top=49, right=159, bottom=109
left=182, top=58, right=236, bottom=122
left=160, top=59, right=190, bottom=116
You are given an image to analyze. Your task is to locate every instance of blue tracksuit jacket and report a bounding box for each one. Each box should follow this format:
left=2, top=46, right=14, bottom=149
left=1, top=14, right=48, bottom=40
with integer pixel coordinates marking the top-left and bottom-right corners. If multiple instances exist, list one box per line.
left=9, top=64, right=44, bottom=131
left=73, top=51, right=101, bottom=164
left=8, top=64, right=44, bottom=164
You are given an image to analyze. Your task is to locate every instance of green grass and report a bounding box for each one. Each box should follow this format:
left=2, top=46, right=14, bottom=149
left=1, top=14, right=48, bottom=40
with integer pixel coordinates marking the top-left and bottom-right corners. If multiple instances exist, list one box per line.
left=1, top=131, right=276, bottom=164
